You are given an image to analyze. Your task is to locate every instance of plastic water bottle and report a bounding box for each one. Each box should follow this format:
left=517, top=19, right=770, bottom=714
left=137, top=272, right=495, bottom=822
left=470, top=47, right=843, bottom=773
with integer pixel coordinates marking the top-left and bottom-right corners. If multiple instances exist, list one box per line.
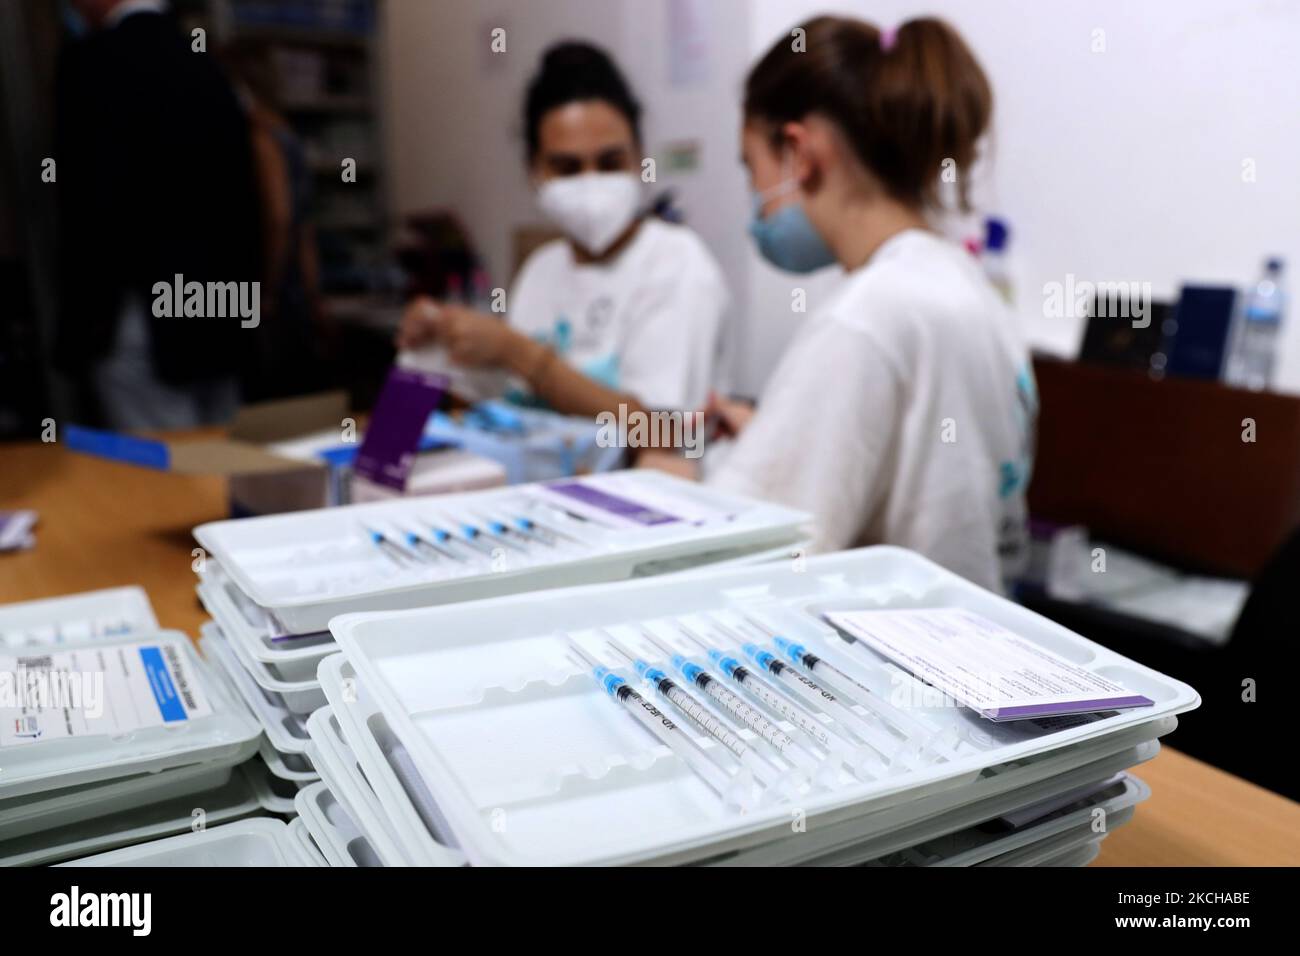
left=1226, top=258, right=1285, bottom=390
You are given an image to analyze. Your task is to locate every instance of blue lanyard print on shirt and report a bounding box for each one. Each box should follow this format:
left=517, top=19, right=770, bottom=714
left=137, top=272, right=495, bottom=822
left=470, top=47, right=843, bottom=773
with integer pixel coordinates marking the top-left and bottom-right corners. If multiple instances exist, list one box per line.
left=998, top=361, right=1039, bottom=499
left=508, top=317, right=622, bottom=406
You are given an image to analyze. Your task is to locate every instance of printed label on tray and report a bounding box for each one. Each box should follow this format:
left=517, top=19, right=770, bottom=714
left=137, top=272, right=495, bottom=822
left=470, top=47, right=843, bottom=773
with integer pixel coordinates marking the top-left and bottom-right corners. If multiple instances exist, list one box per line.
left=535, top=476, right=734, bottom=530
left=824, top=607, right=1154, bottom=721
left=0, top=638, right=211, bottom=747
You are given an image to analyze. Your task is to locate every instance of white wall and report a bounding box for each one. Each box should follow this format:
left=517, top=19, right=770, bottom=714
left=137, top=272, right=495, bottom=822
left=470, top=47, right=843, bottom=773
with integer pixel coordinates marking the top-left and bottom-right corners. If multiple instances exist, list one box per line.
left=748, top=0, right=1300, bottom=392
left=384, top=0, right=1300, bottom=395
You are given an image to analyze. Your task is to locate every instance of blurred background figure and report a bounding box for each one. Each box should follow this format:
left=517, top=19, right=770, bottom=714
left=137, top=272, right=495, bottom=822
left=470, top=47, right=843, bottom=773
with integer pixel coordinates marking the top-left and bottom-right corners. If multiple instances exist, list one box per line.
left=53, top=0, right=261, bottom=429
left=223, top=37, right=331, bottom=402
left=395, top=41, right=732, bottom=419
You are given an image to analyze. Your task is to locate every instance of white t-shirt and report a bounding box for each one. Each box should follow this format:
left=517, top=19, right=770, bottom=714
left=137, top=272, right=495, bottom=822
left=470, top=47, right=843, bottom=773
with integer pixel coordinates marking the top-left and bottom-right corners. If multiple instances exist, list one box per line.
left=508, top=218, right=731, bottom=410
left=708, top=229, right=1037, bottom=592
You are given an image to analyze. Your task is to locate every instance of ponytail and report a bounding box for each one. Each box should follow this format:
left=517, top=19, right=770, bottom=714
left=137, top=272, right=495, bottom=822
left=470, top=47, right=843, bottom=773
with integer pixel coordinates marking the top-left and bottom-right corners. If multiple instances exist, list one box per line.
left=744, top=16, right=992, bottom=211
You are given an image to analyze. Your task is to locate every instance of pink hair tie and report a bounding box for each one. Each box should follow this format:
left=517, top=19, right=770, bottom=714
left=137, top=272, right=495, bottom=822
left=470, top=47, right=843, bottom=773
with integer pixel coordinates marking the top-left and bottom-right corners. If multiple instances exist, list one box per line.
left=879, top=26, right=898, bottom=52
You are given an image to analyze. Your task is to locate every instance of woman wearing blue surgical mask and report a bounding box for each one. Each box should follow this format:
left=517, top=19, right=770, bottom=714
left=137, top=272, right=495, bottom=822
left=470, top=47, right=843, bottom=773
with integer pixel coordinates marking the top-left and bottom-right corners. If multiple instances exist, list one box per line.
left=657, top=16, right=1036, bottom=593
left=397, top=42, right=731, bottom=417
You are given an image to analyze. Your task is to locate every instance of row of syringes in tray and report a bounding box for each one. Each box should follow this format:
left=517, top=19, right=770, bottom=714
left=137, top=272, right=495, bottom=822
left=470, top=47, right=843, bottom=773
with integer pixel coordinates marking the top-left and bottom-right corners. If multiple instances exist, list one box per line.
left=360, top=499, right=603, bottom=571
left=570, top=612, right=973, bottom=811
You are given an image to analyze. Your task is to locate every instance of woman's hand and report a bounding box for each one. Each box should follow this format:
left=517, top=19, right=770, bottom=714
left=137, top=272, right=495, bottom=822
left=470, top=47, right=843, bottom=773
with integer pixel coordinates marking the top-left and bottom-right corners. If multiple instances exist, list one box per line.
left=703, top=390, right=756, bottom=439
left=437, top=304, right=519, bottom=367
left=395, top=299, right=519, bottom=368
left=395, top=295, right=440, bottom=350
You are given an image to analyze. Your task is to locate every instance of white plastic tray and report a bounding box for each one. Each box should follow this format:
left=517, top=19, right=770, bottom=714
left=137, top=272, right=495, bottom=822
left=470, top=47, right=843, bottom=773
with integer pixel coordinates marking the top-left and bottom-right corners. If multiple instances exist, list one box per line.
left=5, top=770, right=264, bottom=867
left=0, top=586, right=158, bottom=649
left=1033, top=841, right=1102, bottom=867
left=979, top=827, right=1108, bottom=867
left=0, top=631, right=261, bottom=799
left=858, top=773, right=1147, bottom=867
left=59, top=818, right=315, bottom=867
left=331, top=546, right=1198, bottom=866
left=195, top=470, right=810, bottom=631
left=199, top=625, right=315, bottom=754
left=197, top=569, right=334, bottom=681
left=238, top=760, right=298, bottom=815
left=317, top=655, right=465, bottom=866
left=304, top=707, right=408, bottom=866
left=200, top=600, right=326, bottom=714
left=287, top=815, right=329, bottom=866
left=706, top=735, right=1161, bottom=867
left=294, top=781, right=382, bottom=867
left=321, top=653, right=1162, bottom=868
left=0, top=761, right=231, bottom=841
left=257, top=738, right=319, bottom=784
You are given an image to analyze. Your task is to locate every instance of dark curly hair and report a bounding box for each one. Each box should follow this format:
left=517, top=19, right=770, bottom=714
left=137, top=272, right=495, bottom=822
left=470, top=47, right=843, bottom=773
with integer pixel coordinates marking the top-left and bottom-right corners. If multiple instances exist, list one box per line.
left=523, top=41, right=642, bottom=161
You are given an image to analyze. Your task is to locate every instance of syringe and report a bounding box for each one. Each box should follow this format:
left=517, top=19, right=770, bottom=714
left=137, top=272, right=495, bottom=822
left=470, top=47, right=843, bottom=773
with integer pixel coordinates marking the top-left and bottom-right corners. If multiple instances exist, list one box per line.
left=676, top=623, right=884, bottom=781
left=569, top=641, right=753, bottom=811
left=480, top=512, right=555, bottom=549
left=710, top=616, right=924, bottom=770
left=640, top=629, right=840, bottom=790
left=453, top=522, right=503, bottom=557
left=362, top=526, right=416, bottom=567
left=465, top=515, right=529, bottom=554
left=419, top=520, right=485, bottom=563
left=395, top=525, right=464, bottom=564
left=759, top=622, right=962, bottom=755
left=603, top=634, right=801, bottom=803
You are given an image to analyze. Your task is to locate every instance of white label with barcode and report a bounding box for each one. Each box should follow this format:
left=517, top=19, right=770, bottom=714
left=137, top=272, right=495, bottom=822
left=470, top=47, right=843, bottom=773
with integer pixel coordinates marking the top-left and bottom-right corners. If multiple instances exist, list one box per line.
left=0, top=638, right=211, bottom=748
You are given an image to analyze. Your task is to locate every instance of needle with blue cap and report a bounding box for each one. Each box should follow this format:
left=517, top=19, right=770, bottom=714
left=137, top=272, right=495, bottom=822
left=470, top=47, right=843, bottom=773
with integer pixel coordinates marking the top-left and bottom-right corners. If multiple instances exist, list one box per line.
left=466, top=513, right=530, bottom=553
left=742, top=611, right=963, bottom=756
left=507, top=515, right=559, bottom=546
left=602, top=631, right=802, bottom=803
left=395, top=524, right=465, bottom=563
left=567, top=639, right=754, bottom=811
left=361, top=525, right=417, bottom=567
left=422, top=516, right=494, bottom=558
left=454, top=521, right=504, bottom=556
left=640, top=628, right=840, bottom=790
left=677, top=621, right=885, bottom=781
left=709, top=614, right=925, bottom=771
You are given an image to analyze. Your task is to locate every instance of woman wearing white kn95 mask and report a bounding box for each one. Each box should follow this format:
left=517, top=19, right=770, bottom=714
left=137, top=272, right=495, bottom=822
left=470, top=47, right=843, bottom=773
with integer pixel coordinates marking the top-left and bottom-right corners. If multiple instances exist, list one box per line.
left=397, top=41, right=732, bottom=419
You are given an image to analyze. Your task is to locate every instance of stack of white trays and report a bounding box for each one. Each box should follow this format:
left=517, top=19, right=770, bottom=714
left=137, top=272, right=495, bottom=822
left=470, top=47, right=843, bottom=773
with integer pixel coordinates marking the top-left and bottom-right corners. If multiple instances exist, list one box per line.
left=193, top=469, right=810, bottom=792
left=303, top=546, right=1196, bottom=866
left=0, top=588, right=265, bottom=866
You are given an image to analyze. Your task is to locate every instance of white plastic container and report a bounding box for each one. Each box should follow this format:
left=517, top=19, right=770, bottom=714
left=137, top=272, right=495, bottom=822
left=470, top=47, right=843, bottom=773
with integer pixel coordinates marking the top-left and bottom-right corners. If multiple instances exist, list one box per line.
left=197, top=568, right=335, bottom=682
left=257, top=738, right=319, bottom=784
left=195, top=470, right=810, bottom=632
left=5, top=770, right=264, bottom=867
left=0, top=761, right=231, bottom=841
left=0, top=631, right=261, bottom=799
left=205, top=605, right=326, bottom=714
left=288, top=815, right=329, bottom=866
left=317, top=655, right=465, bottom=866
left=59, top=818, right=316, bottom=867
left=304, top=707, right=407, bottom=866
left=329, top=546, right=1198, bottom=866
left=708, top=737, right=1161, bottom=867
left=319, top=652, right=1162, bottom=869
left=0, top=586, right=157, bottom=649
left=859, top=773, right=1147, bottom=867
left=294, top=781, right=382, bottom=867
left=199, top=625, right=315, bottom=755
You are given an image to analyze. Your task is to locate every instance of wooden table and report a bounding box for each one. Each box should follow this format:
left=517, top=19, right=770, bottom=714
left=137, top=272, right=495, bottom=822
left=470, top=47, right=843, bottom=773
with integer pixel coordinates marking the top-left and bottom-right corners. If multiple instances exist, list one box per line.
left=2, top=439, right=1298, bottom=866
